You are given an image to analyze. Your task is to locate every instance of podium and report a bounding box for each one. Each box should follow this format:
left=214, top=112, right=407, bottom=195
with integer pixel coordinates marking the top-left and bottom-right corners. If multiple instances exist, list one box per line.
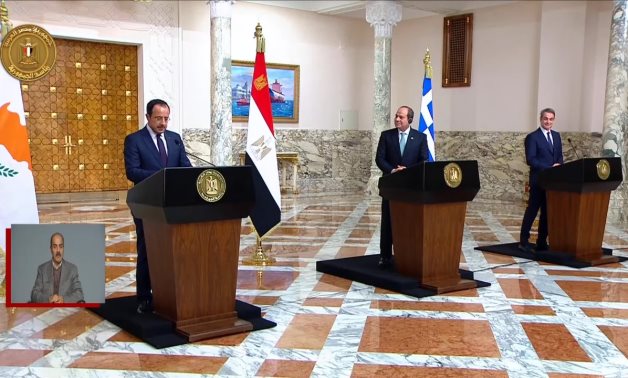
left=127, top=166, right=255, bottom=342
left=378, top=161, right=480, bottom=294
left=538, top=157, right=623, bottom=265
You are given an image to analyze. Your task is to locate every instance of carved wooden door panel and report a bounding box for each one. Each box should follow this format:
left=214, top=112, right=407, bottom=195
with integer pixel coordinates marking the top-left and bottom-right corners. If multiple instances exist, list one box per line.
left=23, top=38, right=139, bottom=194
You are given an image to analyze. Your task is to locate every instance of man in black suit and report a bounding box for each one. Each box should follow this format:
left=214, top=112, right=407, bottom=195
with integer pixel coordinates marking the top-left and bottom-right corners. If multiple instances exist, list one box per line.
left=124, top=99, right=192, bottom=313
left=519, top=107, right=564, bottom=253
left=375, top=106, right=429, bottom=268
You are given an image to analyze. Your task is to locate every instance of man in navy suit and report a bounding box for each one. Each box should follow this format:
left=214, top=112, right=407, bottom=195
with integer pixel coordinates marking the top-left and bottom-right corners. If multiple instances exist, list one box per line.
left=375, top=106, right=429, bottom=268
left=124, top=99, right=192, bottom=313
left=519, top=108, right=564, bottom=253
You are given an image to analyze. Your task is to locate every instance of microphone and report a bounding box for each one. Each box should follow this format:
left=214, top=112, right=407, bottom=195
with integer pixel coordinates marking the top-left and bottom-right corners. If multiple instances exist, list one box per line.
left=173, top=138, right=215, bottom=166
left=567, top=138, right=581, bottom=160
left=186, top=151, right=215, bottom=167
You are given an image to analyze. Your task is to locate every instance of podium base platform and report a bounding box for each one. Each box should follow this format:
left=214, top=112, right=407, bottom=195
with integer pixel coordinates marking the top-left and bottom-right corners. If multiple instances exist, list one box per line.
left=421, top=278, right=478, bottom=294
left=474, top=242, right=626, bottom=268
left=579, top=254, right=620, bottom=266
left=90, top=296, right=276, bottom=349
left=178, top=318, right=253, bottom=342
left=316, top=254, right=489, bottom=298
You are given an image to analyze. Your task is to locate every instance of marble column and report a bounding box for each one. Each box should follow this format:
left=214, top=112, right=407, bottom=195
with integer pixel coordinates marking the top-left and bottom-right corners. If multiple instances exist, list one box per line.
left=365, top=1, right=402, bottom=195
left=208, top=0, right=234, bottom=165
left=602, top=0, right=628, bottom=223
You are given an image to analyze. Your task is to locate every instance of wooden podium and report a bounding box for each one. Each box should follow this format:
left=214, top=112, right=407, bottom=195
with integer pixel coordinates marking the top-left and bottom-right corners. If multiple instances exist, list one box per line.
left=538, top=157, right=623, bottom=265
left=127, top=166, right=255, bottom=342
left=378, top=161, right=481, bottom=294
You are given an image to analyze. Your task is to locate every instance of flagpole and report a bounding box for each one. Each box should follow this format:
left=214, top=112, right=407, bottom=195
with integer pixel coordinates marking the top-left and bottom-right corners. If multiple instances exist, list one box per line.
left=243, top=235, right=276, bottom=266
left=423, top=48, right=432, bottom=79
left=419, top=48, right=436, bottom=161
left=243, top=23, right=276, bottom=266
left=0, top=0, right=13, bottom=39
left=0, top=0, right=12, bottom=298
left=0, top=246, right=5, bottom=298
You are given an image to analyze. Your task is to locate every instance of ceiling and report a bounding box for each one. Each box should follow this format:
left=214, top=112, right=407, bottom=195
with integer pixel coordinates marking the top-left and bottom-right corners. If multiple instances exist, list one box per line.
left=245, top=1, right=516, bottom=20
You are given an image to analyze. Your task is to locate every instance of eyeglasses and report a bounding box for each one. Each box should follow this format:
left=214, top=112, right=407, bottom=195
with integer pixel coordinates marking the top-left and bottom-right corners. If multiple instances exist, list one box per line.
left=151, top=116, right=170, bottom=122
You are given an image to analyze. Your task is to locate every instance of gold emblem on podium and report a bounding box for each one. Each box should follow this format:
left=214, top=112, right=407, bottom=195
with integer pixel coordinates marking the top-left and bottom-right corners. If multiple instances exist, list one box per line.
left=443, top=162, right=462, bottom=188
left=196, top=169, right=226, bottom=203
left=596, top=159, right=610, bottom=180
left=1, top=24, right=57, bottom=81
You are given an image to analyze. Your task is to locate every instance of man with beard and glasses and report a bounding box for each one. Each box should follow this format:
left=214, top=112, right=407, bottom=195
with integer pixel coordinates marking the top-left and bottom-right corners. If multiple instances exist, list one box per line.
left=30, top=232, right=85, bottom=303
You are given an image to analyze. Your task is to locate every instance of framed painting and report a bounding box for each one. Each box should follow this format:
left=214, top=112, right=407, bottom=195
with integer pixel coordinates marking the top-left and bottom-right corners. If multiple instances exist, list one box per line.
left=231, top=60, right=300, bottom=123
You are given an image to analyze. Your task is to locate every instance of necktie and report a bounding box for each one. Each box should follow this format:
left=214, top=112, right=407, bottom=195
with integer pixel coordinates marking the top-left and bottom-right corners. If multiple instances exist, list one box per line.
left=157, top=133, right=168, bottom=167
left=546, top=131, right=553, bottom=148
left=400, top=132, right=407, bottom=155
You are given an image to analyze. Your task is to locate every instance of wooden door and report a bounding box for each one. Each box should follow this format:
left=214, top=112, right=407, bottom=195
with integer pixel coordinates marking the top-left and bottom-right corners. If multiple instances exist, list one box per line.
left=23, top=38, right=139, bottom=194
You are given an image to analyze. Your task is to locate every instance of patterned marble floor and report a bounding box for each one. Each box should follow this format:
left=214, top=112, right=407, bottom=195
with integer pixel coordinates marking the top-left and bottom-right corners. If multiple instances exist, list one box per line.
left=1, top=192, right=627, bottom=377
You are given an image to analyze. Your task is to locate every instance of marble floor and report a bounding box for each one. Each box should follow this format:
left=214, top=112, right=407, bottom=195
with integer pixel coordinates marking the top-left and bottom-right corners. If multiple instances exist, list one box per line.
left=1, top=192, right=627, bottom=377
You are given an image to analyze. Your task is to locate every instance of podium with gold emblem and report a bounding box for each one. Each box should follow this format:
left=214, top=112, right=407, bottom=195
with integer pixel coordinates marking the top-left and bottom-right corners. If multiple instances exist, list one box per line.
left=127, top=166, right=255, bottom=342
left=538, top=157, right=623, bottom=265
left=378, top=160, right=480, bottom=294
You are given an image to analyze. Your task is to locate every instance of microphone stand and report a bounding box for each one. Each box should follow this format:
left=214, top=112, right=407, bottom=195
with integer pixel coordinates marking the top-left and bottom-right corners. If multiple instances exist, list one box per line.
left=187, top=151, right=215, bottom=167
left=567, top=138, right=581, bottom=160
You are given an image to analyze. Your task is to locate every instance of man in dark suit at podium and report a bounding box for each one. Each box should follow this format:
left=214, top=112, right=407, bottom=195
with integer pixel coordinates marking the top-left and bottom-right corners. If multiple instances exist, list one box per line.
left=124, top=99, right=192, bottom=313
left=375, top=106, right=429, bottom=268
left=519, top=108, right=563, bottom=253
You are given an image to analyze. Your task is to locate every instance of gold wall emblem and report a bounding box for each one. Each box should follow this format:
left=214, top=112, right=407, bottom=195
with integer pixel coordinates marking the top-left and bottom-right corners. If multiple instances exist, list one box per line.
left=596, top=159, right=610, bottom=180
left=443, top=162, right=463, bottom=188
left=1, top=24, right=57, bottom=81
left=196, top=169, right=226, bottom=203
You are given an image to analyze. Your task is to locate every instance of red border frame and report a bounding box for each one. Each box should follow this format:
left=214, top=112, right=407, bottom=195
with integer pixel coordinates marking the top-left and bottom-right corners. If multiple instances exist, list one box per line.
left=5, top=228, right=101, bottom=308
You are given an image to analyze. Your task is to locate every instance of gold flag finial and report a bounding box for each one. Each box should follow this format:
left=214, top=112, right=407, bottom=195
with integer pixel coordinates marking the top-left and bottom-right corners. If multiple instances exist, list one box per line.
left=1, top=0, right=13, bottom=40
left=423, top=48, right=432, bottom=79
left=254, top=22, right=265, bottom=53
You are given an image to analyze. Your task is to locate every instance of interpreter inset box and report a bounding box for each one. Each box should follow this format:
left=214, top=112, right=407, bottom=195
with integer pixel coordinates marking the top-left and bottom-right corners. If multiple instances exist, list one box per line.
left=7, top=224, right=105, bottom=307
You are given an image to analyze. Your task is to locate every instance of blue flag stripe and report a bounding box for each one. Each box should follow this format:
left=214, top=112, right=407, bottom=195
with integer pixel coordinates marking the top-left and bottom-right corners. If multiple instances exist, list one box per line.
left=418, top=74, right=435, bottom=161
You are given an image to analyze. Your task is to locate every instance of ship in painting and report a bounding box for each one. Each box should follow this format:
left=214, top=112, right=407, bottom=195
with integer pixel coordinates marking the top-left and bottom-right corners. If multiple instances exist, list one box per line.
left=232, top=78, right=286, bottom=106
left=236, top=96, right=250, bottom=106
left=232, top=81, right=251, bottom=106
left=268, top=79, right=286, bottom=103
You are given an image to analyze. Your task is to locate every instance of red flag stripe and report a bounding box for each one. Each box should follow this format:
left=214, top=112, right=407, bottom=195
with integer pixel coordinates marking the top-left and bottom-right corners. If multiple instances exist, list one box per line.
left=251, top=52, right=275, bottom=135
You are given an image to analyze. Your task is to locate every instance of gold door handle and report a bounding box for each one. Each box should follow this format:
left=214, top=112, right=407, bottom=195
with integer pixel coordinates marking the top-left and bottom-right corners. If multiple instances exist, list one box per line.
left=63, top=135, right=76, bottom=155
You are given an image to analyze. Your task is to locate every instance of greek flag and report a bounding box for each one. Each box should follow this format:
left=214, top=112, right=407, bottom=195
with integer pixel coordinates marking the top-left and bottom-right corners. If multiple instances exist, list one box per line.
left=418, top=74, right=435, bottom=161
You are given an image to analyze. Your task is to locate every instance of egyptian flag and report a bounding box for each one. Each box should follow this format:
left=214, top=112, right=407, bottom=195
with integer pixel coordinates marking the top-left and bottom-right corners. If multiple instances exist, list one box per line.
left=245, top=51, right=281, bottom=237
left=0, top=67, right=40, bottom=251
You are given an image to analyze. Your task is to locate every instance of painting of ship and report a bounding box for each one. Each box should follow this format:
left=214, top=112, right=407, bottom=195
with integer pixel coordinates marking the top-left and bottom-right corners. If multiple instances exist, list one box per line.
left=269, top=79, right=285, bottom=103
left=233, top=78, right=286, bottom=106
left=231, top=60, right=299, bottom=123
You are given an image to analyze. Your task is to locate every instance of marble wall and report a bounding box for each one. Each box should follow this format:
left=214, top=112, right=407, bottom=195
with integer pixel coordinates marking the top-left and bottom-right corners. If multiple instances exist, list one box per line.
left=184, top=129, right=604, bottom=200
left=184, top=129, right=373, bottom=194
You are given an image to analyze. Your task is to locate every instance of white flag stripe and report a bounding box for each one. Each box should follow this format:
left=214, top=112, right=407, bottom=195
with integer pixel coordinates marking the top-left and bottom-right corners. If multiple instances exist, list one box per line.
left=246, top=98, right=281, bottom=207
left=0, top=68, right=39, bottom=251
left=420, top=94, right=433, bottom=126
left=423, top=129, right=435, bottom=158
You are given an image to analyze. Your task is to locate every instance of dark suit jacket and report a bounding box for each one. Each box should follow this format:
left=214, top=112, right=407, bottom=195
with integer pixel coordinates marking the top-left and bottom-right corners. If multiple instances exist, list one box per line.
left=124, top=126, right=192, bottom=184
left=524, top=128, right=564, bottom=187
left=31, top=259, right=84, bottom=303
left=376, top=127, right=429, bottom=174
